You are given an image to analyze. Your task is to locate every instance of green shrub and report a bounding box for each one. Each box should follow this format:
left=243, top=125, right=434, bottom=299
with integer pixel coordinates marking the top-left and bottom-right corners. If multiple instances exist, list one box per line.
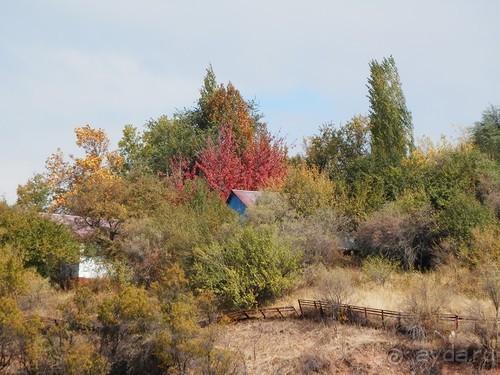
left=192, top=225, right=302, bottom=309
left=435, top=192, right=494, bottom=244
left=0, top=204, right=80, bottom=286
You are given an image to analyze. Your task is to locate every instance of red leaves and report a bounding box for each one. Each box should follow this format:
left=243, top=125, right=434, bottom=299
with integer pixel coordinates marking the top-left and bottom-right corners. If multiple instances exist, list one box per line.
left=196, top=124, right=243, bottom=199
left=241, top=131, right=288, bottom=191
left=196, top=124, right=287, bottom=199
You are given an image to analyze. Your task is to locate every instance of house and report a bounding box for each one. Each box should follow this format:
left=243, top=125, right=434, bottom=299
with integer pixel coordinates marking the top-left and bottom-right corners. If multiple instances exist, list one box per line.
left=226, top=189, right=262, bottom=215
left=45, top=213, right=109, bottom=281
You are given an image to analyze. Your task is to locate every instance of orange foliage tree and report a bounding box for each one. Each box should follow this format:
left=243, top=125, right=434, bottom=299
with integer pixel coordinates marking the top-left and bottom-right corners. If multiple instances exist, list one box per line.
left=202, top=82, right=256, bottom=142
left=45, top=125, right=126, bottom=237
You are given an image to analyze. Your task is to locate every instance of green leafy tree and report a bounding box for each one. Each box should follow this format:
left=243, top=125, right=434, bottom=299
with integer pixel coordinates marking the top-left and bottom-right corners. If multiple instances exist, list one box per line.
left=118, top=116, right=204, bottom=176
left=472, top=104, right=500, bottom=162
left=117, top=124, right=146, bottom=174
left=367, top=56, right=414, bottom=164
left=195, top=64, right=218, bottom=131
left=16, top=173, right=53, bottom=212
left=0, top=203, right=80, bottom=286
left=305, top=115, right=370, bottom=180
left=304, top=116, right=384, bottom=220
left=435, top=192, right=494, bottom=244
left=146, top=116, right=203, bottom=174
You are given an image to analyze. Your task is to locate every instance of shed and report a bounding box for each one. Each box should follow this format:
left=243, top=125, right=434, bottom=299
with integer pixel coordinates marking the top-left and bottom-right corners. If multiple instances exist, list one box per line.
left=226, top=189, right=262, bottom=215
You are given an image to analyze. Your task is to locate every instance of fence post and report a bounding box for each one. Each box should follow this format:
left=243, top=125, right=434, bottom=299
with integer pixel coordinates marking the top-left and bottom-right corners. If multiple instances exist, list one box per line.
left=298, top=300, right=303, bottom=316
left=454, top=315, right=459, bottom=331
left=381, top=310, right=385, bottom=328
left=364, top=307, right=368, bottom=325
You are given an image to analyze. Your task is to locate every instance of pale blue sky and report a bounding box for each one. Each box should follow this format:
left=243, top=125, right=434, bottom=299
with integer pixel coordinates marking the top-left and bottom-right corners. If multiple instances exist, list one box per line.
left=1, top=0, right=499, bottom=203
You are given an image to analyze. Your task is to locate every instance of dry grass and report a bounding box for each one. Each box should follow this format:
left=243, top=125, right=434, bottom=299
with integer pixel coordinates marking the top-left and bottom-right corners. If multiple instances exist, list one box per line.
left=216, top=318, right=403, bottom=374
left=17, top=264, right=497, bottom=374
left=215, top=318, right=499, bottom=374
left=276, top=266, right=496, bottom=319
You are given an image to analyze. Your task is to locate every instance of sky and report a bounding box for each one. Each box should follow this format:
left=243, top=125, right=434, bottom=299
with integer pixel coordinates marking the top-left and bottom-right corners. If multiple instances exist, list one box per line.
left=1, top=0, right=499, bottom=203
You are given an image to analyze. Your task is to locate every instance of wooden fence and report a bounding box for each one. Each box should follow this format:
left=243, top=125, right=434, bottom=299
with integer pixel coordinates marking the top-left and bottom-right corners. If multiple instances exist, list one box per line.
left=220, top=306, right=298, bottom=322
left=297, top=299, right=496, bottom=333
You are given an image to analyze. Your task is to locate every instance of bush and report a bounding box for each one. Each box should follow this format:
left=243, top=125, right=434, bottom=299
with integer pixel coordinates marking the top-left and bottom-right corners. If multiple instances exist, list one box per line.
left=246, top=191, right=294, bottom=225
left=0, top=296, right=25, bottom=371
left=283, top=208, right=351, bottom=266
left=247, top=194, right=351, bottom=266
left=435, top=192, right=494, bottom=244
left=356, top=204, right=434, bottom=270
left=191, top=225, right=302, bottom=309
left=402, top=277, right=451, bottom=340
left=97, top=284, right=159, bottom=368
left=320, top=267, right=353, bottom=307
left=0, top=204, right=80, bottom=286
left=0, top=245, right=29, bottom=297
left=361, top=255, right=400, bottom=285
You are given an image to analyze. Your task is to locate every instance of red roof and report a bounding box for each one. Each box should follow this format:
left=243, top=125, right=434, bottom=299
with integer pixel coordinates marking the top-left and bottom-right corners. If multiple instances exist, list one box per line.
left=228, top=189, right=262, bottom=207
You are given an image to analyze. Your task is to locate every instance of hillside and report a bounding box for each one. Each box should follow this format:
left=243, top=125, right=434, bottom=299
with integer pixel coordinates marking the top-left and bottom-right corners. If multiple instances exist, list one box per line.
left=216, top=318, right=499, bottom=375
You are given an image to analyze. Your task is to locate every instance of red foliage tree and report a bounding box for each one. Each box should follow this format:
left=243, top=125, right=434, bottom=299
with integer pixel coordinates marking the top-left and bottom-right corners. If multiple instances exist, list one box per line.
left=196, top=124, right=287, bottom=199
left=241, top=132, right=288, bottom=190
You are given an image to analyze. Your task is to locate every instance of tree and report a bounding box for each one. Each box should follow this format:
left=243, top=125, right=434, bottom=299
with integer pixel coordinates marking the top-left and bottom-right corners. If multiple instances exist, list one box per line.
left=304, top=116, right=382, bottom=220
left=0, top=203, right=80, bottom=285
left=46, top=125, right=124, bottom=212
left=196, top=124, right=244, bottom=199
left=139, top=116, right=204, bottom=175
left=202, top=82, right=256, bottom=142
left=367, top=56, right=414, bottom=164
left=195, top=65, right=263, bottom=140
left=472, top=104, right=500, bottom=162
left=305, top=115, right=370, bottom=179
left=16, top=173, right=53, bottom=212
left=282, top=163, right=335, bottom=217
left=196, top=64, right=218, bottom=131
left=45, top=126, right=127, bottom=241
left=196, top=123, right=287, bottom=199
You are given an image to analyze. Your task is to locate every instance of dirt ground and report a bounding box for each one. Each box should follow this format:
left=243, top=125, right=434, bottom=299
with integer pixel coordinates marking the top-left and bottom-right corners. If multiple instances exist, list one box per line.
left=216, top=318, right=497, bottom=375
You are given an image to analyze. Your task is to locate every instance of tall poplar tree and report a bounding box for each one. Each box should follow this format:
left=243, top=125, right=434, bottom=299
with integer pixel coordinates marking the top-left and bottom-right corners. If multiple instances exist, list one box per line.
left=367, top=56, right=414, bottom=164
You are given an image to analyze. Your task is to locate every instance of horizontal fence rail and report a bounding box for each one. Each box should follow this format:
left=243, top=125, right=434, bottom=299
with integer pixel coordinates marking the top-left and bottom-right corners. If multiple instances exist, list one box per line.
left=221, top=306, right=298, bottom=322
left=297, top=299, right=499, bottom=332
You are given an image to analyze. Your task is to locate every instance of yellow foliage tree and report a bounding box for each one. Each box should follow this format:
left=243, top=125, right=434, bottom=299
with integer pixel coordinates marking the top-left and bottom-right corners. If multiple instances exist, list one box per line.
left=46, top=125, right=123, bottom=209
left=45, top=126, right=126, bottom=236
left=283, top=163, right=335, bottom=216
